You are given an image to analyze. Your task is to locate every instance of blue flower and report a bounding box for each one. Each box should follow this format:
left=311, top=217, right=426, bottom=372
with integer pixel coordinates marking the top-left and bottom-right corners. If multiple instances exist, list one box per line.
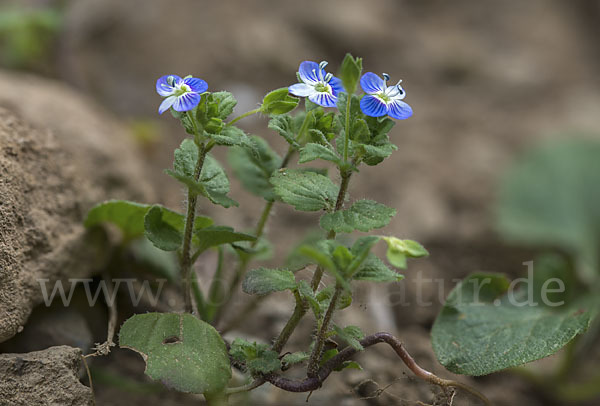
left=156, top=74, right=208, bottom=114
left=288, top=61, right=344, bottom=108
left=359, top=72, right=412, bottom=120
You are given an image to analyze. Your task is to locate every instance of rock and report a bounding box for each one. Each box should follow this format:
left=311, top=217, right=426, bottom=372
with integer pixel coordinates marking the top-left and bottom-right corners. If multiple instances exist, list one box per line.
left=0, top=345, right=93, bottom=405
left=0, top=71, right=154, bottom=343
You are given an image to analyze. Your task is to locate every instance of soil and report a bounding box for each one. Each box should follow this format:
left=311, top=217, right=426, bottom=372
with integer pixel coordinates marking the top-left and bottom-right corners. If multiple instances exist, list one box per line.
left=1, top=0, right=600, bottom=405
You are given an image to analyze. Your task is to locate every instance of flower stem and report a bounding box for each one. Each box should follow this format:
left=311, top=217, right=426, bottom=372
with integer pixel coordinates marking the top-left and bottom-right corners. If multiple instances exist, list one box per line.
left=271, top=168, right=352, bottom=353
left=307, top=283, right=342, bottom=377
left=227, top=108, right=261, bottom=127
left=343, top=93, right=351, bottom=163
left=181, top=141, right=210, bottom=314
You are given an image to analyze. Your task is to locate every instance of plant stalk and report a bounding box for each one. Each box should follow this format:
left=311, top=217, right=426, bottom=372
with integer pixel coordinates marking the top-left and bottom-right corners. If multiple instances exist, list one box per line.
left=307, top=283, right=342, bottom=377
left=181, top=141, right=208, bottom=313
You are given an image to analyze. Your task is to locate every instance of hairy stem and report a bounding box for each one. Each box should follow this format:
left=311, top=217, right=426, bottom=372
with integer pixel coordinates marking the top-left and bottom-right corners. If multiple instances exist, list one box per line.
left=307, top=283, right=342, bottom=377
left=272, top=290, right=306, bottom=353
left=343, top=93, right=351, bottom=162
left=181, top=141, right=208, bottom=313
left=271, top=169, right=352, bottom=353
left=265, top=332, right=490, bottom=405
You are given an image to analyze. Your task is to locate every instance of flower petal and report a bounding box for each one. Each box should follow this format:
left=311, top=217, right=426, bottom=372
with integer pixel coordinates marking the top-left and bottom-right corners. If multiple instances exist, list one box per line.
left=360, top=94, right=387, bottom=117
left=388, top=100, right=413, bottom=120
left=298, top=61, right=320, bottom=84
left=173, top=92, right=201, bottom=112
left=183, top=77, right=208, bottom=93
left=158, top=96, right=176, bottom=114
left=156, top=75, right=181, bottom=96
left=289, top=83, right=315, bottom=97
left=328, top=76, right=345, bottom=95
left=360, top=72, right=385, bottom=94
left=308, top=92, right=337, bottom=108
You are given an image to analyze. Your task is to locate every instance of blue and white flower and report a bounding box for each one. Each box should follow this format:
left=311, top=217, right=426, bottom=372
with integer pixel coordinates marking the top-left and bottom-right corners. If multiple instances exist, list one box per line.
left=359, top=72, right=412, bottom=120
left=288, top=61, right=345, bottom=108
left=156, top=74, right=208, bottom=114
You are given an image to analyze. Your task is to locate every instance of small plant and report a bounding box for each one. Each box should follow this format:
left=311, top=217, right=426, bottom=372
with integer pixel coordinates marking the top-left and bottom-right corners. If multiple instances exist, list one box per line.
left=84, top=55, right=595, bottom=405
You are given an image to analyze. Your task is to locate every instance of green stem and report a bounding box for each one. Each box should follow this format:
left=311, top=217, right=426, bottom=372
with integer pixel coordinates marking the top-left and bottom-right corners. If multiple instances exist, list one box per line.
left=181, top=141, right=208, bottom=313
left=272, top=290, right=305, bottom=353
left=227, top=108, right=261, bottom=126
left=343, top=94, right=351, bottom=162
left=310, top=169, right=351, bottom=290
left=307, top=283, right=342, bottom=377
left=270, top=169, right=352, bottom=353
left=204, top=246, right=225, bottom=321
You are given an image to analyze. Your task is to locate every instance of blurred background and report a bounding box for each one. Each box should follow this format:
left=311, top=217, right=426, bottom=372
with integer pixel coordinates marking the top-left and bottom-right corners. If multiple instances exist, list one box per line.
left=1, top=0, right=599, bottom=405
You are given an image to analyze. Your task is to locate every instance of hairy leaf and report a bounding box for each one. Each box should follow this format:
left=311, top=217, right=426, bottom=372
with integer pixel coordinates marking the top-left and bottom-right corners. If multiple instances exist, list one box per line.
left=320, top=200, right=396, bottom=233
left=271, top=169, right=338, bottom=212
left=119, top=313, right=231, bottom=395
left=432, top=273, right=596, bottom=376
left=242, top=267, right=297, bottom=296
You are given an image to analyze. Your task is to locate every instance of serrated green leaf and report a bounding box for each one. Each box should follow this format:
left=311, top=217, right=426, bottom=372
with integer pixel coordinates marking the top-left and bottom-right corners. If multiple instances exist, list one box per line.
left=229, top=338, right=281, bottom=375
left=268, top=114, right=299, bottom=148
left=261, top=87, right=299, bottom=115
left=332, top=245, right=353, bottom=273
left=194, top=226, right=255, bottom=253
left=354, top=254, right=404, bottom=283
left=165, top=139, right=238, bottom=207
left=119, top=313, right=231, bottom=395
left=270, top=169, right=338, bottom=212
left=212, top=91, right=237, bottom=120
left=242, top=267, right=297, bottom=296
left=320, top=200, right=396, bottom=233
left=317, top=286, right=352, bottom=310
left=281, top=351, right=310, bottom=367
left=298, top=142, right=342, bottom=166
left=334, top=325, right=364, bottom=351
left=144, top=206, right=183, bottom=251
left=432, top=273, right=596, bottom=376
left=228, top=136, right=282, bottom=201
left=356, top=142, right=397, bottom=166
left=339, top=53, right=363, bottom=95
left=206, top=125, right=251, bottom=148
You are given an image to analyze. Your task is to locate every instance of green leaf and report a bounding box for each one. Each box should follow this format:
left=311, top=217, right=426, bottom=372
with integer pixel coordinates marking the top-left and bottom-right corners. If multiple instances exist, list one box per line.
left=337, top=93, right=361, bottom=131
left=298, top=142, right=342, bottom=166
left=261, top=88, right=299, bottom=115
left=242, top=267, right=297, bottom=296
left=353, top=254, right=404, bottom=283
left=496, top=138, right=600, bottom=282
left=211, top=91, right=237, bottom=120
left=319, top=348, right=339, bottom=366
left=431, top=273, right=595, bottom=376
left=334, top=325, right=364, bottom=351
left=207, top=125, right=252, bottom=148
left=119, top=313, right=231, bottom=395
left=317, top=286, right=352, bottom=310
left=335, top=361, right=362, bottom=371
left=270, top=169, right=338, bottom=212
left=281, top=351, right=309, bottom=368
left=268, top=114, right=299, bottom=148
left=382, top=237, right=428, bottom=269
left=356, top=142, right=397, bottom=166
left=228, top=136, right=282, bottom=201
left=320, top=200, right=396, bottom=233
left=194, top=226, right=255, bottom=253
left=144, top=206, right=183, bottom=251
left=229, top=338, right=281, bottom=375
left=85, top=200, right=151, bottom=241
left=298, top=280, right=322, bottom=317
left=339, top=53, right=363, bottom=95
left=85, top=200, right=209, bottom=245
left=165, top=139, right=238, bottom=207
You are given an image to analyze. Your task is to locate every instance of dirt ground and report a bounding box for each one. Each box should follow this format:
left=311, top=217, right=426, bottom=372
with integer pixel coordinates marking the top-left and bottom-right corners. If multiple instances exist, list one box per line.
left=2, top=0, right=600, bottom=405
